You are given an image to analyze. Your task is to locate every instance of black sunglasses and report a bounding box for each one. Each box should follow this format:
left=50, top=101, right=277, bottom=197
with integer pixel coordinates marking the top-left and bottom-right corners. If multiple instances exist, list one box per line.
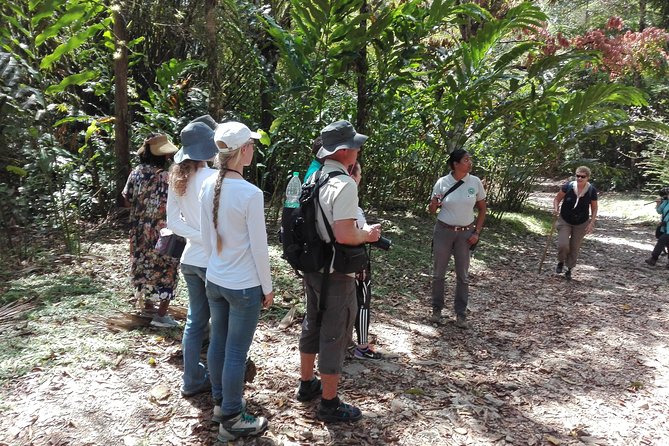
left=575, top=174, right=587, bottom=178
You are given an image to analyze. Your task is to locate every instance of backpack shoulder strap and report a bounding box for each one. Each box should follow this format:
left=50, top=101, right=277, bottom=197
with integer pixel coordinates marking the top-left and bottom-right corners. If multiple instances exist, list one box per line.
left=314, top=169, right=348, bottom=243
left=442, top=179, right=464, bottom=199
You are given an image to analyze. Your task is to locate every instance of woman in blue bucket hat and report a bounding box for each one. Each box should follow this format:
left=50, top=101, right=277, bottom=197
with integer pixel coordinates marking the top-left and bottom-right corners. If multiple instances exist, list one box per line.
left=167, top=116, right=219, bottom=396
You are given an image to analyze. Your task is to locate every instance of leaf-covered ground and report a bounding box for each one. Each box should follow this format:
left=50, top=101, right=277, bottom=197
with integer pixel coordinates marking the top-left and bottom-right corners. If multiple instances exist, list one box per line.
left=1, top=192, right=668, bottom=446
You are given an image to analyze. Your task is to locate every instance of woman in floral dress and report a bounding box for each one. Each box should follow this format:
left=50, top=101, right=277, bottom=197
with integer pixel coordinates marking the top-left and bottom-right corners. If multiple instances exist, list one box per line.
left=123, top=134, right=180, bottom=327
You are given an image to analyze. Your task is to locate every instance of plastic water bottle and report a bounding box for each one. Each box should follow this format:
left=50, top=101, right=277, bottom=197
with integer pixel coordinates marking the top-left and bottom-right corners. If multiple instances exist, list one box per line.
left=284, top=172, right=301, bottom=208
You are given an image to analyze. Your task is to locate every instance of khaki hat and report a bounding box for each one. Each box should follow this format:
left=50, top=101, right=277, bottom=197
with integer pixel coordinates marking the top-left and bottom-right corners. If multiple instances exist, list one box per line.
left=137, top=134, right=179, bottom=156
left=317, top=120, right=367, bottom=159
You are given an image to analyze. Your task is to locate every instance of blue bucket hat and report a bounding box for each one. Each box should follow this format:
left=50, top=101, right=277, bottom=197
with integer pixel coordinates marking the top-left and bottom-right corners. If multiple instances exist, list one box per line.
left=190, top=114, right=217, bottom=130
left=174, top=121, right=219, bottom=164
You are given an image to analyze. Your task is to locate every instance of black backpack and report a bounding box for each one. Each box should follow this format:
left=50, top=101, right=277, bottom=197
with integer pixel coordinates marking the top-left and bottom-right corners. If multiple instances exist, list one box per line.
left=280, top=169, right=345, bottom=273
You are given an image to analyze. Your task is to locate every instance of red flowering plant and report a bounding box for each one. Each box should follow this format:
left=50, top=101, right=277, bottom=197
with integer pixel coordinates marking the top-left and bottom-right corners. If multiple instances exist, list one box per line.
left=526, top=17, right=669, bottom=79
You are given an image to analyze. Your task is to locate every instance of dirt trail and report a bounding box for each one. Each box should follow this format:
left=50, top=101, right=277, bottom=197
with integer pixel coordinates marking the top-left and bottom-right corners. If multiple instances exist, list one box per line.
left=1, top=193, right=668, bottom=446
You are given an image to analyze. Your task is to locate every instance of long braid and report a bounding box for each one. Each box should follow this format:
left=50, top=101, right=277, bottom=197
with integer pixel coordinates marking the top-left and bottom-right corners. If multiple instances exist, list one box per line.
left=211, top=148, right=244, bottom=255
left=212, top=166, right=225, bottom=254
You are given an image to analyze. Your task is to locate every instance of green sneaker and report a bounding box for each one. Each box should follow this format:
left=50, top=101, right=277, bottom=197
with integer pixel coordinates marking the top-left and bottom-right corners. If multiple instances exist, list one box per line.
left=150, top=314, right=179, bottom=328
left=217, top=411, right=268, bottom=441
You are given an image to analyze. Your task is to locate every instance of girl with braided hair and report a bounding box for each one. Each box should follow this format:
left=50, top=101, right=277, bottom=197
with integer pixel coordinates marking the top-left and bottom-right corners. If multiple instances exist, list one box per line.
left=199, top=121, right=273, bottom=442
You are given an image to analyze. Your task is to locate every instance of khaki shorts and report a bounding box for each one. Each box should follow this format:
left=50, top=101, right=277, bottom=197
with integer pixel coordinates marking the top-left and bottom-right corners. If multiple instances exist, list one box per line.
left=299, top=271, right=356, bottom=375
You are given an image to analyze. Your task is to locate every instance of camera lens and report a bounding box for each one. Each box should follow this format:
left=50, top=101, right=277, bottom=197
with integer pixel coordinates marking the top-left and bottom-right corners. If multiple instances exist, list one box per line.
left=371, top=236, right=392, bottom=251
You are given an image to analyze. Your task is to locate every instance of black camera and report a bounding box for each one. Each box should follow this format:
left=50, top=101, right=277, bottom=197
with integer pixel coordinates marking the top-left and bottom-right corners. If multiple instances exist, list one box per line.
left=370, top=236, right=392, bottom=251
left=659, top=187, right=669, bottom=200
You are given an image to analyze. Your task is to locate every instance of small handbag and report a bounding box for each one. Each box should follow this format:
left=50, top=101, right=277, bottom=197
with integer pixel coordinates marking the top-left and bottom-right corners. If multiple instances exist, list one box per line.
left=155, top=229, right=186, bottom=258
left=317, top=198, right=370, bottom=274
left=332, top=242, right=369, bottom=274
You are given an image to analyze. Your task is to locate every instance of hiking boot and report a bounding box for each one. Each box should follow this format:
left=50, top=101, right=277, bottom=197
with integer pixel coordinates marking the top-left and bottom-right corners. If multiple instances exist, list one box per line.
left=150, top=314, right=179, bottom=327
left=429, top=308, right=442, bottom=324
left=296, top=378, right=322, bottom=402
left=645, top=257, right=657, bottom=266
left=353, top=346, right=383, bottom=360
left=556, top=262, right=564, bottom=274
left=217, top=411, right=268, bottom=441
left=455, top=314, right=470, bottom=329
left=317, top=398, right=362, bottom=423
left=565, top=268, right=572, bottom=280
left=213, top=398, right=247, bottom=423
left=180, top=380, right=211, bottom=398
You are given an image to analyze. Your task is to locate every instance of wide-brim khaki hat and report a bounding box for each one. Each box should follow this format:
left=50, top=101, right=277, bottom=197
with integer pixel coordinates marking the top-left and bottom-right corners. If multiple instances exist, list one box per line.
left=137, top=134, right=179, bottom=156
left=316, top=120, right=367, bottom=159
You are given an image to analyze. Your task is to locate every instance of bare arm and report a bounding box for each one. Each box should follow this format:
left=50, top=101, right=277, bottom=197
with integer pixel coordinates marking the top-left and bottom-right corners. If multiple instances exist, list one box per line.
left=333, top=219, right=381, bottom=245
left=553, top=190, right=566, bottom=215
left=467, top=199, right=487, bottom=246
left=587, top=200, right=598, bottom=234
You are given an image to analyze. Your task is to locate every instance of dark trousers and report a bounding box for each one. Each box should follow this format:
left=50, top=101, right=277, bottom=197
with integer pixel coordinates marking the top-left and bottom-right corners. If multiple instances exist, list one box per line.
left=431, top=222, right=472, bottom=317
left=651, top=233, right=669, bottom=260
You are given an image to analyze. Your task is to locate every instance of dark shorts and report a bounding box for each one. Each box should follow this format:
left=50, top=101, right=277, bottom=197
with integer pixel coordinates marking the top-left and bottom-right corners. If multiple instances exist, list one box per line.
left=299, top=271, right=356, bottom=375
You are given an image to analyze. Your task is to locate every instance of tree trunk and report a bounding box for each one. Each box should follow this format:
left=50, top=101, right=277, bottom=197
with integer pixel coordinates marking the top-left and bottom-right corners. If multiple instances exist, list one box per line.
left=639, top=0, right=647, bottom=31
left=204, top=0, right=220, bottom=118
left=113, top=2, right=130, bottom=208
left=355, top=1, right=369, bottom=134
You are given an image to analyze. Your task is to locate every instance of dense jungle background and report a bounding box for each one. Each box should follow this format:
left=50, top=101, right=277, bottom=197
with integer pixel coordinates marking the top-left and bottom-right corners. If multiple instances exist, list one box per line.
left=1, top=0, right=669, bottom=445
left=1, top=0, right=669, bottom=259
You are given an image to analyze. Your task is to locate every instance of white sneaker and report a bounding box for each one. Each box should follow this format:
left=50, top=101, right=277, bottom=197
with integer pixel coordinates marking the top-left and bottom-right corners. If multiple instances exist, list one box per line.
left=218, top=411, right=268, bottom=441
left=213, top=398, right=246, bottom=423
left=150, top=314, right=179, bottom=327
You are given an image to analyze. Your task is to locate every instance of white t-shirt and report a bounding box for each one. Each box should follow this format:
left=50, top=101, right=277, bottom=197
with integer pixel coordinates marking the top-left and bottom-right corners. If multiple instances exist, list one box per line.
left=199, top=176, right=273, bottom=295
left=431, top=172, right=486, bottom=226
left=167, top=167, right=218, bottom=268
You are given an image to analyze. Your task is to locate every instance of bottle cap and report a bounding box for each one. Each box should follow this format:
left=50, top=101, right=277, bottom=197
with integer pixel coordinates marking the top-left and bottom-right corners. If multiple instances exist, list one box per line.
left=293, top=172, right=299, bottom=176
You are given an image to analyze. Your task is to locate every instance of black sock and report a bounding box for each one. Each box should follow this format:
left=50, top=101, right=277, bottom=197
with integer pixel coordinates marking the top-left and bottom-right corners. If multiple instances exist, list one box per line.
left=300, top=378, right=316, bottom=389
left=321, top=396, right=340, bottom=408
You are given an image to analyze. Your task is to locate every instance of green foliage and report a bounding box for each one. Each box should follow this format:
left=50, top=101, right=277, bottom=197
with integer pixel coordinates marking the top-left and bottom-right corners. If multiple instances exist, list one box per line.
left=133, top=58, right=209, bottom=142
left=1, top=0, right=669, bottom=251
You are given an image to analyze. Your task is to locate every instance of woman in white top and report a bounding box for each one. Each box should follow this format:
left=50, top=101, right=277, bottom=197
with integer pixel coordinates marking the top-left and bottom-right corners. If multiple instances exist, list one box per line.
left=167, top=116, right=219, bottom=398
left=200, top=121, right=273, bottom=442
left=428, top=149, right=487, bottom=329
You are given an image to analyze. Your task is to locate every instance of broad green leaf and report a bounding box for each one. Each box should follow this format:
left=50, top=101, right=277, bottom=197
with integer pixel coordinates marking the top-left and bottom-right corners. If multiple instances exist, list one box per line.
left=269, top=118, right=283, bottom=134
left=6, top=165, right=28, bottom=176
left=45, top=70, right=98, bottom=94
left=35, top=5, right=87, bottom=47
left=85, top=121, right=98, bottom=141
left=40, top=23, right=106, bottom=69
left=30, top=0, right=59, bottom=28
left=258, top=129, right=271, bottom=146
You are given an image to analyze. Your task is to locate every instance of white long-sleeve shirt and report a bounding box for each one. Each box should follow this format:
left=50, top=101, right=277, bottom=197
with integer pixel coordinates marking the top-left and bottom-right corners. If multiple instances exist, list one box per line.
left=199, top=176, right=273, bottom=295
left=167, top=167, right=218, bottom=268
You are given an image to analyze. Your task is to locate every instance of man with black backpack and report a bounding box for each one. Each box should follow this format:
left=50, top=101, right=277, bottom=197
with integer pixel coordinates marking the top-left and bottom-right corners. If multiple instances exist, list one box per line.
left=295, top=120, right=382, bottom=423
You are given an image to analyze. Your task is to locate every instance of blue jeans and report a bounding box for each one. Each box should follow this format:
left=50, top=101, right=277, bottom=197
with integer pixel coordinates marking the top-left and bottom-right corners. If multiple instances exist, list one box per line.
left=206, top=282, right=262, bottom=416
left=181, top=264, right=210, bottom=394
